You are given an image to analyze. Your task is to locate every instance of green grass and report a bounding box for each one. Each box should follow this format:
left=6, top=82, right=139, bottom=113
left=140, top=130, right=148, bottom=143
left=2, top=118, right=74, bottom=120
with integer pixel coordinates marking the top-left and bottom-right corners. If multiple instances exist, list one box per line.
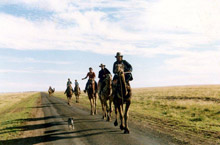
left=55, top=85, right=220, bottom=144
left=0, top=93, right=40, bottom=141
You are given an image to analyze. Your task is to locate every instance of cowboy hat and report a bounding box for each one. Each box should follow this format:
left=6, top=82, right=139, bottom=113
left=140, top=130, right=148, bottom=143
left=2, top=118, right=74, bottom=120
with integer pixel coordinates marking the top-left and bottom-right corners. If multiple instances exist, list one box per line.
left=99, top=63, right=105, bottom=67
left=115, top=52, right=123, bottom=58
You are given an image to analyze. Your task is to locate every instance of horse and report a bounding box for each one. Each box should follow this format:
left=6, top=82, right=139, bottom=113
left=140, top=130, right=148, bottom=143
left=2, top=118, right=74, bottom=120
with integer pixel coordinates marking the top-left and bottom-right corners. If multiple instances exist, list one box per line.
left=48, top=88, right=55, bottom=97
left=99, top=74, right=113, bottom=121
left=113, top=64, right=132, bottom=134
left=74, top=85, right=81, bottom=103
left=86, top=80, right=97, bottom=115
left=64, top=85, right=74, bottom=105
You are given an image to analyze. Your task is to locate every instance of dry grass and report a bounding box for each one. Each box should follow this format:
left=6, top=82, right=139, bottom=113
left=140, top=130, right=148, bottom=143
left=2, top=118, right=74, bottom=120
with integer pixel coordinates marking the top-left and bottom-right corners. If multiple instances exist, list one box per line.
left=0, top=92, right=40, bottom=141
left=0, top=92, right=36, bottom=114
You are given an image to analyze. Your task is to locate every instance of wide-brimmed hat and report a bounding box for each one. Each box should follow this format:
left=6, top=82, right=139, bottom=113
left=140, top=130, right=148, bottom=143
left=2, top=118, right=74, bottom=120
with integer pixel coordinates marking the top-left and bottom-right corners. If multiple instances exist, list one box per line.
left=115, top=52, right=123, bottom=58
left=99, top=63, right=105, bottom=67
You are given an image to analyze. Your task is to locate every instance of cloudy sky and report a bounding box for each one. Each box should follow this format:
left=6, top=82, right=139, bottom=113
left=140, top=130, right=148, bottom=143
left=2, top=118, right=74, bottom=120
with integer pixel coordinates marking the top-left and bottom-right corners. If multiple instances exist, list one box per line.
left=0, top=0, right=220, bottom=92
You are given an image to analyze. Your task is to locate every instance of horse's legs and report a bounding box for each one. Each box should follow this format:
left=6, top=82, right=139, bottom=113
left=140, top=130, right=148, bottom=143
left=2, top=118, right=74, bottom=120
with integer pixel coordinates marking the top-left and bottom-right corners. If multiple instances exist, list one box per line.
left=100, top=98, right=106, bottom=119
left=76, top=95, right=79, bottom=103
left=104, top=98, right=109, bottom=121
left=108, top=100, right=113, bottom=121
left=89, top=98, right=94, bottom=115
left=114, top=105, right=118, bottom=126
left=124, top=100, right=131, bottom=134
left=77, top=95, right=79, bottom=103
left=94, top=93, right=97, bottom=114
left=118, top=105, right=125, bottom=130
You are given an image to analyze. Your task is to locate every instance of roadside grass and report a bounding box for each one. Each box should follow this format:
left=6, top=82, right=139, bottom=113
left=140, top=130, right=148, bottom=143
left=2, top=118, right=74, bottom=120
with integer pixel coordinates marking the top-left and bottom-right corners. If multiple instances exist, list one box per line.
left=54, top=85, right=220, bottom=144
left=0, top=92, right=40, bottom=142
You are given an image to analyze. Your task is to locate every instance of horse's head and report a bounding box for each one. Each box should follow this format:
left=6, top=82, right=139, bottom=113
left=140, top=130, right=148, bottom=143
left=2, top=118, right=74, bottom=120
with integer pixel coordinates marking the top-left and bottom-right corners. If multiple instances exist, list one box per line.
left=104, top=74, right=112, bottom=87
left=115, top=64, right=124, bottom=75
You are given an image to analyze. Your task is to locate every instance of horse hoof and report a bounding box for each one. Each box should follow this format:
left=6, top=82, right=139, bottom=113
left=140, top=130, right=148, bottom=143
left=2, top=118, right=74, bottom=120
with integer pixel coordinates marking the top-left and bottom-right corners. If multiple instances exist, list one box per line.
left=120, top=125, right=125, bottom=130
left=114, top=121, right=118, bottom=126
left=124, top=128, right=130, bottom=134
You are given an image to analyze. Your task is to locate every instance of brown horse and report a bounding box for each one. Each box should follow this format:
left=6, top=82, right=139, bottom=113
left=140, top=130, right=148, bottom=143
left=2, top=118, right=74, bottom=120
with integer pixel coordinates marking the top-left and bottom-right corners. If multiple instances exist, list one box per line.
left=48, top=87, right=55, bottom=97
left=87, top=80, right=97, bottom=115
left=74, top=85, right=81, bottom=103
left=64, top=85, right=74, bottom=105
left=113, top=64, right=132, bottom=134
left=99, top=74, right=113, bottom=121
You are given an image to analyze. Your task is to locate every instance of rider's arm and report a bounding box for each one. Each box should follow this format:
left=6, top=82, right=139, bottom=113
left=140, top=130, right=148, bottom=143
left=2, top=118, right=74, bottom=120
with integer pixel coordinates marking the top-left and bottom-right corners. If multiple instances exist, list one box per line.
left=82, top=73, right=89, bottom=80
left=105, top=68, right=111, bottom=74
left=124, top=60, right=132, bottom=72
left=98, top=71, right=101, bottom=79
left=113, top=62, right=117, bottom=74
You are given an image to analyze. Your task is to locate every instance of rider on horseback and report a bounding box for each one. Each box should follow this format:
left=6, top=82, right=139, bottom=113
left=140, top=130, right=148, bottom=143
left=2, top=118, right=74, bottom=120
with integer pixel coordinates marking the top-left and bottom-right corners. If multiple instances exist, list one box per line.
left=112, top=52, right=133, bottom=96
left=98, top=63, right=111, bottom=96
left=82, top=67, right=98, bottom=93
left=74, top=79, right=80, bottom=92
left=67, top=78, right=72, bottom=87
left=113, top=52, right=133, bottom=83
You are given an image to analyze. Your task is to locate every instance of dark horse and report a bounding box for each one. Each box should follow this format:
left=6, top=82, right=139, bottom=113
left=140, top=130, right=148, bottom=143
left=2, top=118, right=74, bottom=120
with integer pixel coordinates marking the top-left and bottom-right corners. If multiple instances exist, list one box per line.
left=74, top=85, right=81, bottom=103
left=99, top=74, right=113, bottom=121
left=86, top=80, right=97, bottom=115
left=48, top=87, right=55, bottom=97
left=64, top=85, right=74, bottom=105
left=113, top=64, right=132, bottom=134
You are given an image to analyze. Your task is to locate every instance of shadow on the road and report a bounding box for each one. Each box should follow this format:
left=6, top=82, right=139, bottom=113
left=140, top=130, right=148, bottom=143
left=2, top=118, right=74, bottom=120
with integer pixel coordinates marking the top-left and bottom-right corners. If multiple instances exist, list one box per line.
left=28, top=105, right=51, bottom=108
left=73, top=118, right=105, bottom=124
left=0, top=128, right=120, bottom=145
left=0, top=122, right=65, bottom=135
left=1, top=115, right=65, bottom=125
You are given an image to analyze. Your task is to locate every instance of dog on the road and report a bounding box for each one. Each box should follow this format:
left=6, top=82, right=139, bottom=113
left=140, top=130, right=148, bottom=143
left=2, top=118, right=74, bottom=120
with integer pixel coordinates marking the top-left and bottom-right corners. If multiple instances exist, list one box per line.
left=68, top=118, right=74, bottom=130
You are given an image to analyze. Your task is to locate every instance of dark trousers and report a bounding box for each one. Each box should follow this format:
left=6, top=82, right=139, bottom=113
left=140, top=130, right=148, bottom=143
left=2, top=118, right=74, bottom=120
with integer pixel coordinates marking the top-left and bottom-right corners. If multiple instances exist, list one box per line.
left=85, top=80, right=97, bottom=90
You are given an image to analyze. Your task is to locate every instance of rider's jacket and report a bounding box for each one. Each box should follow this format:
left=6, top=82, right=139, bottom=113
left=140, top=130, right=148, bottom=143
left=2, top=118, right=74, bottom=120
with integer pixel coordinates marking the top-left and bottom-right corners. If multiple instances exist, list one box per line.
left=86, top=72, right=96, bottom=80
left=98, top=68, right=111, bottom=82
left=113, top=60, right=132, bottom=74
left=67, top=80, right=72, bottom=86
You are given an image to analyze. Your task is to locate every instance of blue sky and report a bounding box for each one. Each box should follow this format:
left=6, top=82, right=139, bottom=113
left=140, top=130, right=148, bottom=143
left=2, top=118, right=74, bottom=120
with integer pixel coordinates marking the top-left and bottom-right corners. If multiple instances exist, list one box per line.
left=0, top=0, right=220, bottom=92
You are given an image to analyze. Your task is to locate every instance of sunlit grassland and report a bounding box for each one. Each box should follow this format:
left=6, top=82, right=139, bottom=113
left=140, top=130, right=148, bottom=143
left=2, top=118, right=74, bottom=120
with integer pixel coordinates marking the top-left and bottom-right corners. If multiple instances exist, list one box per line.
left=0, top=92, right=40, bottom=142
left=54, top=85, right=220, bottom=144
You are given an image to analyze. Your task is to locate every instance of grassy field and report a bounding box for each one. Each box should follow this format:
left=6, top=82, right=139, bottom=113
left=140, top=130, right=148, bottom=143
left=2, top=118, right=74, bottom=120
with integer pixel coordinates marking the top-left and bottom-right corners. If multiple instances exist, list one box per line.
left=0, top=92, right=40, bottom=142
left=54, top=85, right=220, bottom=144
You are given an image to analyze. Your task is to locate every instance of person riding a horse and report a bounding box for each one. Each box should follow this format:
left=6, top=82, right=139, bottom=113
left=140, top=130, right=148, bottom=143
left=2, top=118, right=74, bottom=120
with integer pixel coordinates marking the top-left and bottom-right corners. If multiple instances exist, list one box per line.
left=74, top=79, right=79, bottom=91
left=112, top=52, right=133, bottom=134
left=82, top=67, right=97, bottom=93
left=64, top=84, right=74, bottom=105
left=113, top=52, right=133, bottom=83
left=67, top=78, right=72, bottom=87
left=112, top=52, right=133, bottom=95
left=98, top=63, right=111, bottom=96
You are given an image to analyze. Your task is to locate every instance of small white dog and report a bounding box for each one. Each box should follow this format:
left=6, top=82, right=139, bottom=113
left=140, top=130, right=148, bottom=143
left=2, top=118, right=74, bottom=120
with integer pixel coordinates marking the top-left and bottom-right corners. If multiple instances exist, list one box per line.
left=68, top=118, right=74, bottom=130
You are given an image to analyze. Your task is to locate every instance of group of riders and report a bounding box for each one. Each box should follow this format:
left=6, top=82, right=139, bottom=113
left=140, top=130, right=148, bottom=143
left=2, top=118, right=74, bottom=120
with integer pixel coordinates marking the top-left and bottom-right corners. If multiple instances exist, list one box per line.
left=82, top=52, right=133, bottom=97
